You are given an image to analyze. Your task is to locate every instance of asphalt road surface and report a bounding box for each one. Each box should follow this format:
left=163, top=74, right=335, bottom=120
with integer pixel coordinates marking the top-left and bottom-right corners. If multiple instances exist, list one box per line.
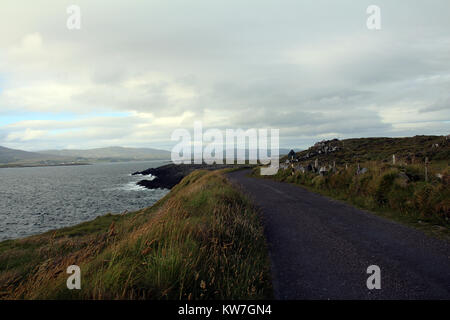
left=227, top=170, right=450, bottom=300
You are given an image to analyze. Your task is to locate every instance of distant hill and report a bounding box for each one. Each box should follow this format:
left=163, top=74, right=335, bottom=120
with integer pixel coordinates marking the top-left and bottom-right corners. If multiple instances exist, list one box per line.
left=37, top=146, right=171, bottom=162
left=279, top=148, right=294, bottom=156
left=286, top=135, right=450, bottom=165
left=0, top=146, right=50, bottom=164
left=223, top=148, right=295, bottom=159
left=0, top=145, right=88, bottom=167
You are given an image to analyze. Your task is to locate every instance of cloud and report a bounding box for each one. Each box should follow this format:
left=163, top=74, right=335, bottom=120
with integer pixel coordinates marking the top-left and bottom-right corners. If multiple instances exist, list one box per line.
left=0, top=0, right=449, bottom=150
left=419, top=97, right=450, bottom=113
left=6, top=128, right=46, bottom=142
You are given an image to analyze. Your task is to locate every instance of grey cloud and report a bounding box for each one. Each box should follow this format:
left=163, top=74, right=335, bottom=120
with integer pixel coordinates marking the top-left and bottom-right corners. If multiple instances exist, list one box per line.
left=419, top=98, right=450, bottom=113
left=1, top=0, right=450, bottom=150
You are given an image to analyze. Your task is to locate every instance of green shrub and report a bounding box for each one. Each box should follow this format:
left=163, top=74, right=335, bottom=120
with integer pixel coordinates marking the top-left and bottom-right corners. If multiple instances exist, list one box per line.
left=375, top=170, right=398, bottom=206
left=404, top=165, right=425, bottom=182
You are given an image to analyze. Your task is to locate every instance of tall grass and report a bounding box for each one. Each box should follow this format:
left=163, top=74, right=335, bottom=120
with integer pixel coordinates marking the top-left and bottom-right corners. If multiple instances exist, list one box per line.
left=0, top=170, right=272, bottom=300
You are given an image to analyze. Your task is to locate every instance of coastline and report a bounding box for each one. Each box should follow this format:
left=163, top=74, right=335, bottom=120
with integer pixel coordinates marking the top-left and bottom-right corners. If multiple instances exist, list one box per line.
left=0, top=169, right=272, bottom=299
left=134, top=163, right=254, bottom=189
left=0, top=162, right=91, bottom=169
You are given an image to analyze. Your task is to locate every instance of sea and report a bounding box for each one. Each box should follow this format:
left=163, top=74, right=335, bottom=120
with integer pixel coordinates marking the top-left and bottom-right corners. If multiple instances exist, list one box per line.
left=0, top=161, right=170, bottom=241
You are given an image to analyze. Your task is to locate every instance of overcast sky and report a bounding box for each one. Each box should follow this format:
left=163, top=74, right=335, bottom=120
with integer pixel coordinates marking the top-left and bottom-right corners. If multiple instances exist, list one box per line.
left=0, top=0, right=449, bottom=151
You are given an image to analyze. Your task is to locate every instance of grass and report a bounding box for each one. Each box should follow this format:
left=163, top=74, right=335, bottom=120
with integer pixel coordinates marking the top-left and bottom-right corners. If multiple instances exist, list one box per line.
left=0, top=170, right=272, bottom=300
left=252, top=161, right=449, bottom=239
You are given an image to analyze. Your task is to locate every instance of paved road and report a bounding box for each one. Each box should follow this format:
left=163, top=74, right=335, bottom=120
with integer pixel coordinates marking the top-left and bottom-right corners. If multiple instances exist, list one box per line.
left=227, top=170, right=450, bottom=300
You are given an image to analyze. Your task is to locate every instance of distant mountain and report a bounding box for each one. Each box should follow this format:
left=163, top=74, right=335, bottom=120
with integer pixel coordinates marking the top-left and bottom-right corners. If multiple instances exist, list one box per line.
left=200, top=148, right=296, bottom=161
left=0, top=145, right=87, bottom=167
left=37, top=146, right=171, bottom=161
left=279, top=148, right=296, bottom=156
left=1, top=145, right=284, bottom=166
left=0, top=146, right=49, bottom=164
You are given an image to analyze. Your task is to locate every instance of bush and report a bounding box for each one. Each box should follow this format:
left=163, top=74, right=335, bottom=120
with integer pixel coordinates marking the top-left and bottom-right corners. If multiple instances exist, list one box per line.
left=375, top=170, right=398, bottom=206
left=404, top=165, right=425, bottom=182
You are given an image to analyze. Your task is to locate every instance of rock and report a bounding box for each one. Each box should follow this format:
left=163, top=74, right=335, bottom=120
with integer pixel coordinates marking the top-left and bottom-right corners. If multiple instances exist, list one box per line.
left=395, top=171, right=410, bottom=187
left=137, top=177, right=176, bottom=190
left=319, top=166, right=328, bottom=176
left=287, top=149, right=296, bottom=160
left=398, top=172, right=410, bottom=181
left=356, top=167, right=368, bottom=175
left=134, top=163, right=244, bottom=189
left=433, top=225, right=446, bottom=231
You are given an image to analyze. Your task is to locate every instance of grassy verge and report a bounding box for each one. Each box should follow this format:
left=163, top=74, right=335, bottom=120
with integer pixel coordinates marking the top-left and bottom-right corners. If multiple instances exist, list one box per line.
left=0, top=170, right=272, bottom=300
left=251, top=162, right=449, bottom=239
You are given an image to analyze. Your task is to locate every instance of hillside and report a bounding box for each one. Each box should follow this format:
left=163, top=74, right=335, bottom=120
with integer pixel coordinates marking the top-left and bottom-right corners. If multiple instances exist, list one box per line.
left=256, top=135, right=450, bottom=234
left=0, top=145, right=89, bottom=167
left=286, top=135, right=450, bottom=165
left=38, top=146, right=171, bottom=161
left=0, top=146, right=49, bottom=164
left=0, top=170, right=272, bottom=299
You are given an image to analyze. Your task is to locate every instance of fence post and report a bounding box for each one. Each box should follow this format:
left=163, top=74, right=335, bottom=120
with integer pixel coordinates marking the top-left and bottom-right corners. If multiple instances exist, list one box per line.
left=425, top=157, right=429, bottom=182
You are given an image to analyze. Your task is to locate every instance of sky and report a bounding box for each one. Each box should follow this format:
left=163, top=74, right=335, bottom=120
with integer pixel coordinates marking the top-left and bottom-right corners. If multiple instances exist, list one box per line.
left=0, top=0, right=449, bottom=151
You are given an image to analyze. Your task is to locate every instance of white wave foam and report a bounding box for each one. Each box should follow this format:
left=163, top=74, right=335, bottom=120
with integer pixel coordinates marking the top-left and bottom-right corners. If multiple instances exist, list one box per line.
left=121, top=181, right=151, bottom=192
left=132, top=173, right=156, bottom=180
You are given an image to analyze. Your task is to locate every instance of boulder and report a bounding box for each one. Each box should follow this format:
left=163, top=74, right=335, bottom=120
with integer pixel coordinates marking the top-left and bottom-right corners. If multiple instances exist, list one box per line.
left=395, top=172, right=410, bottom=187
left=398, top=171, right=410, bottom=181
left=319, top=166, right=328, bottom=176
left=294, top=165, right=305, bottom=173
left=357, top=167, right=368, bottom=175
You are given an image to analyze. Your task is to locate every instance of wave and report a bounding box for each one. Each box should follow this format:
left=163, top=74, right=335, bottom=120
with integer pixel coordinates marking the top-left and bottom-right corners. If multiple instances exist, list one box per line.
left=120, top=181, right=153, bottom=192
left=130, top=173, right=157, bottom=180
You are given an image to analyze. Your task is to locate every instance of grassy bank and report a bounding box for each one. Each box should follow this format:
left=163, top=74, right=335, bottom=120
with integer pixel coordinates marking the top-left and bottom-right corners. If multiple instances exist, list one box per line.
left=252, top=162, right=449, bottom=237
left=0, top=170, right=272, bottom=299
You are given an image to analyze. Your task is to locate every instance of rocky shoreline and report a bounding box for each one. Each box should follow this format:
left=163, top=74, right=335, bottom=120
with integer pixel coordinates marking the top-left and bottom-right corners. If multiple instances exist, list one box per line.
left=133, top=163, right=251, bottom=189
